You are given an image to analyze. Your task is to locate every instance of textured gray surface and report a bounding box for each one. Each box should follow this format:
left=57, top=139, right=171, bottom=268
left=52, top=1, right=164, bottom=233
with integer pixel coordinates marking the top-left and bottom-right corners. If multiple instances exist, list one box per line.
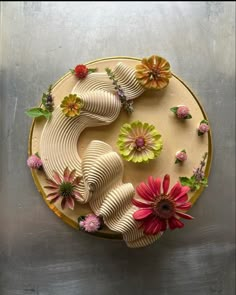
left=0, top=2, right=235, bottom=295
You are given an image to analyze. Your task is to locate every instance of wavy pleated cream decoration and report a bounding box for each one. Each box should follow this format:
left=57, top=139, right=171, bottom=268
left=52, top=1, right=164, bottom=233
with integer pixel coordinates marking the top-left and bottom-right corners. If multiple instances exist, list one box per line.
left=72, top=62, right=145, bottom=100
left=81, top=140, right=163, bottom=248
left=40, top=62, right=162, bottom=248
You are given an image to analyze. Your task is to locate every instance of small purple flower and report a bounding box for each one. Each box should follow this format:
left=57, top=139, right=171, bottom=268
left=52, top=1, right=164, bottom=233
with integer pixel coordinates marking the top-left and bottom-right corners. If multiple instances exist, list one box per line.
left=193, top=168, right=205, bottom=181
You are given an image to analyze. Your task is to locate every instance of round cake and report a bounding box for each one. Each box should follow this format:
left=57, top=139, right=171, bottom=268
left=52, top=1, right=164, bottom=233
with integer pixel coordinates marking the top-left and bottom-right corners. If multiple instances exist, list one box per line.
left=27, top=55, right=212, bottom=248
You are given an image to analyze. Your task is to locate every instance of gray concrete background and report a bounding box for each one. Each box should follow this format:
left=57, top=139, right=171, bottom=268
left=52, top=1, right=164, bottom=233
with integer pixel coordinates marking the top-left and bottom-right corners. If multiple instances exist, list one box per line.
left=0, top=2, right=235, bottom=295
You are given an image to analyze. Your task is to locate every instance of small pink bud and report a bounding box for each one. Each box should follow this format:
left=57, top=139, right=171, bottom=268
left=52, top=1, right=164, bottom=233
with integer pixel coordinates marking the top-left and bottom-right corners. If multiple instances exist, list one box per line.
left=176, top=106, right=190, bottom=119
left=27, top=154, right=43, bottom=169
left=176, top=150, right=187, bottom=162
left=198, top=123, right=209, bottom=134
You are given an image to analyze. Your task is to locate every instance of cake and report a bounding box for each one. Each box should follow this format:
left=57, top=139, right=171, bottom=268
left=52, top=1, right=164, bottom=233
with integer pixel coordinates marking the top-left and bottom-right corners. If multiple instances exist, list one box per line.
left=27, top=55, right=212, bottom=248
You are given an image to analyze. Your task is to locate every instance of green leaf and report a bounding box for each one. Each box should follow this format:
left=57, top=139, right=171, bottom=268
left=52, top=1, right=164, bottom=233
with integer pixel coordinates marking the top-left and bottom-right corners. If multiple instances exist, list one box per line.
left=25, top=107, right=51, bottom=119
left=179, top=177, right=192, bottom=186
left=195, top=183, right=201, bottom=190
left=88, top=68, right=97, bottom=74
left=200, top=178, right=208, bottom=186
left=42, top=98, right=46, bottom=107
left=198, top=130, right=204, bottom=136
left=170, top=107, right=178, bottom=113
left=78, top=216, right=85, bottom=223
left=185, top=114, right=192, bottom=119
left=175, top=158, right=181, bottom=164
left=41, top=109, right=52, bottom=119
left=25, top=108, right=44, bottom=118
left=200, top=119, right=208, bottom=124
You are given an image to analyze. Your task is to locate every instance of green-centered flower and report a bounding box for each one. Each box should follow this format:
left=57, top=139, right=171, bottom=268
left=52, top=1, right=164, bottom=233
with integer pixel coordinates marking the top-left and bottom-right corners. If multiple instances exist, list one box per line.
left=117, top=121, right=163, bottom=163
left=60, top=94, right=83, bottom=117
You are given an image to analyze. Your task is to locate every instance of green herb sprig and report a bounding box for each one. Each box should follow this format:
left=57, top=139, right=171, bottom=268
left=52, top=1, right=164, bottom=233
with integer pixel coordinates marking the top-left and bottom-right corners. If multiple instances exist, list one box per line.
left=25, top=85, right=54, bottom=120
left=179, top=152, right=208, bottom=191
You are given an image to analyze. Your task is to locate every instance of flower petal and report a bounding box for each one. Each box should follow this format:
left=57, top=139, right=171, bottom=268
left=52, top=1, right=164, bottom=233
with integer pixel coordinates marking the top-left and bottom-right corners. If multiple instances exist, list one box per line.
left=47, top=194, right=60, bottom=202
left=174, top=186, right=190, bottom=201
left=136, top=183, right=155, bottom=201
left=169, top=182, right=182, bottom=199
left=44, top=185, right=58, bottom=190
left=63, top=167, right=70, bottom=182
left=162, top=174, right=170, bottom=194
left=73, top=191, right=81, bottom=201
left=46, top=179, right=58, bottom=188
left=155, top=178, right=162, bottom=196
left=176, top=202, right=192, bottom=211
left=53, top=171, right=62, bottom=184
left=133, top=209, right=153, bottom=220
left=61, top=198, right=67, bottom=210
left=168, top=217, right=184, bottom=229
left=175, top=211, right=193, bottom=220
left=143, top=218, right=162, bottom=235
left=148, top=176, right=161, bottom=196
left=160, top=219, right=167, bottom=231
left=73, top=176, right=81, bottom=186
left=66, top=196, right=75, bottom=210
left=68, top=169, right=76, bottom=182
left=176, top=194, right=188, bottom=204
left=132, top=198, right=152, bottom=208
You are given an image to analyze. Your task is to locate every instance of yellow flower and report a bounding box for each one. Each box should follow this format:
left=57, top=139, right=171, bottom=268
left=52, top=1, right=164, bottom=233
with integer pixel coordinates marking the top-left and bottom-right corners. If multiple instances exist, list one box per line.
left=135, top=55, right=172, bottom=90
left=60, top=94, right=83, bottom=117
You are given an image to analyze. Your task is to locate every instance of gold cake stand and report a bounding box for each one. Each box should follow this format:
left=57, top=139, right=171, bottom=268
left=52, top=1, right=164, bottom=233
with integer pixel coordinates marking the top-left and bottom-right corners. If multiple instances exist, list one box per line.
left=28, top=57, right=213, bottom=240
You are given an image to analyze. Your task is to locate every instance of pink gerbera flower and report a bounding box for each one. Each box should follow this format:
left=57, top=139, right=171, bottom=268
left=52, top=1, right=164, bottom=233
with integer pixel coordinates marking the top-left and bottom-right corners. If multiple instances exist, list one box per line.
left=44, top=167, right=81, bottom=210
left=132, top=175, right=193, bottom=235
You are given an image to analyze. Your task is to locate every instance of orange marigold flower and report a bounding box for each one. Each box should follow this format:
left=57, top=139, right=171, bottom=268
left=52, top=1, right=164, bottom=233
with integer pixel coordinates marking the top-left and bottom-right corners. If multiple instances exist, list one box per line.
left=135, top=55, right=172, bottom=90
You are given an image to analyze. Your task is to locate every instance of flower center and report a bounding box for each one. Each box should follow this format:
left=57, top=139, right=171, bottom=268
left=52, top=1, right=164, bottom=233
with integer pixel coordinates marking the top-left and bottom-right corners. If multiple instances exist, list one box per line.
left=68, top=103, right=76, bottom=110
left=150, top=67, right=160, bottom=80
left=135, top=137, right=145, bottom=149
left=153, top=196, right=175, bottom=219
left=59, top=182, right=74, bottom=197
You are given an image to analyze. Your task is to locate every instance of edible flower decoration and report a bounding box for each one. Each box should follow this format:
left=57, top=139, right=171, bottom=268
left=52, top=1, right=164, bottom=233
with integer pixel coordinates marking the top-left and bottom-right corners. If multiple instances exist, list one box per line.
left=117, top=121, right=163, bottom=163
left=71, top=64, right=97, bottom=79
left=170, top=105, right=192, bottom=119
left=198, top=120, right=210, bottom=136
left=135, top=55, right=172, bottom=90
left=27, top=153, right=43, bottom=170
left=179, top=152, right=208, bottom=191
left=105, top=67, right=134, bottom=114
left=25, top=85, right=54, bottom=120
left=175, top=149, right=187, bottom=164
left=132, top=175, right=193, bottom=235
left=44, top=167, right=81, bottom=210
left=60, top=94, right=83, bottom=117
left=78, top=214, right=103, bottom=233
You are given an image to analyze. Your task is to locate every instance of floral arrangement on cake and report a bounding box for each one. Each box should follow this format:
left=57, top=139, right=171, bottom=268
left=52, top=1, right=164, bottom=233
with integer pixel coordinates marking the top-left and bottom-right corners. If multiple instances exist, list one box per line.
left=26, top=54, right=211, bottom=248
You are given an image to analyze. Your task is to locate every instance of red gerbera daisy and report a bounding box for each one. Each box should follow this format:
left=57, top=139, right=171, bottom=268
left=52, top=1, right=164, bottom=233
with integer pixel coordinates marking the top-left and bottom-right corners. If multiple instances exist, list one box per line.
left=44, top=167, right=81, bottom=210
left=132, top=174, right=193, bottom=235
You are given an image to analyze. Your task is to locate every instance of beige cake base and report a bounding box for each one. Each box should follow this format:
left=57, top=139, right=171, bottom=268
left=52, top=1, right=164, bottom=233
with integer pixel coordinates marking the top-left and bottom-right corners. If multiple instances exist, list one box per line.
left=29, top=57, right=212, bottom=242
